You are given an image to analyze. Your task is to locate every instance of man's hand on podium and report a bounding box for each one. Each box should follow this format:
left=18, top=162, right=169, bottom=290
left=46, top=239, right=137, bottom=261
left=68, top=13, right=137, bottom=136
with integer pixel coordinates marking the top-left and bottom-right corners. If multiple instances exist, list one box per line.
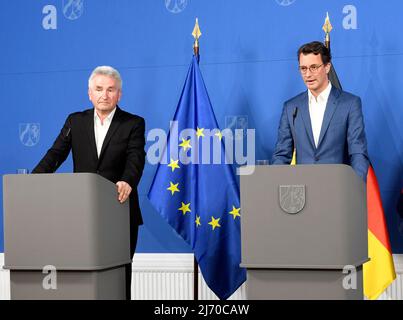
left=116, top=181, right=132, bottom=203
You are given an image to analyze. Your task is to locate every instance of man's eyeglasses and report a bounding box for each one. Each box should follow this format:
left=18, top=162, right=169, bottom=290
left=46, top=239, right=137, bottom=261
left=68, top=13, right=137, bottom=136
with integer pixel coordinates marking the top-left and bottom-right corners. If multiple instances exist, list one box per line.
left=299, top=64, right=324, bottom=74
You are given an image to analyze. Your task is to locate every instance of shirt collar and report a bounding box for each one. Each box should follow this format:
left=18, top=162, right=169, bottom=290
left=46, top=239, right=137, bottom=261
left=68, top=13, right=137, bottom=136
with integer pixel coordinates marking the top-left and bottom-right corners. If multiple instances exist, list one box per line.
left=94, top=107, right=117, bottom=123
left=308, top=81, right=332, bottom=104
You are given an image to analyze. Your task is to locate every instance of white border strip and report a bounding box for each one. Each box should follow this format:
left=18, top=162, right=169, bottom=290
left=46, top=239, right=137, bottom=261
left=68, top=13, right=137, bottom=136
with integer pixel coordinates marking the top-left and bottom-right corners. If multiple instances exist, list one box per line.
left=1, top=253, right=403, bottom=300
left=132, top=253, right=194, bottom=272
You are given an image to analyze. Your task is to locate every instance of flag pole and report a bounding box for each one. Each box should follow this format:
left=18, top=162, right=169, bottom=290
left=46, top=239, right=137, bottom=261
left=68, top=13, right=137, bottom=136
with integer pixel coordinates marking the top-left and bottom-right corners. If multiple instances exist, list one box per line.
left=193, top=255, right=198, bottom=300
left=322, top=12, right=332, bottom=51
left=322, top=12, right=342, bottom=90
left=192, top=18, right=200, bottom=58
left=192, top=17, right=202, bottom=301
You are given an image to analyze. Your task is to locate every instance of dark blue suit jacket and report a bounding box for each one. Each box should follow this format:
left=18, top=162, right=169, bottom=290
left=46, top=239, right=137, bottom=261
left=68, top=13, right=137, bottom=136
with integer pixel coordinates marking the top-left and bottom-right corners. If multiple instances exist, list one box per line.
left=271, top=87, right=369, bottom=180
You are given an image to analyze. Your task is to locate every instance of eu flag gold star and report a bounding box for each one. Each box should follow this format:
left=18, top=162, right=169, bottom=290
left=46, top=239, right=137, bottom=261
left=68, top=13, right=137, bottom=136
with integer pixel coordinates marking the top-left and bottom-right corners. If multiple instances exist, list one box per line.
left=195, top=215, right=201, bottom=227
left=179, top=138, right=192, bottom=151
left=168, top=158, right=180, bottom=172
left=229, top=206, right=241, bottom=219
left=208, top=216, right=221, bottom=230
left=178, top=202, right=191, bottom=215
left=167, top=182, right=180, bottom=195
left=214, top=130, right=223, bottom=141
left=196, top=127, right=205, bottom=139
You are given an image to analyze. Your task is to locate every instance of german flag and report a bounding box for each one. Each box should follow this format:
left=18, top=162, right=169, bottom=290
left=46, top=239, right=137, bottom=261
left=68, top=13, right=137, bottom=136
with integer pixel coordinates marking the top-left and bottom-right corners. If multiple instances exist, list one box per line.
left=363, top=165, right=396, bottom=299
left=322, top=13, right=396, bottom=299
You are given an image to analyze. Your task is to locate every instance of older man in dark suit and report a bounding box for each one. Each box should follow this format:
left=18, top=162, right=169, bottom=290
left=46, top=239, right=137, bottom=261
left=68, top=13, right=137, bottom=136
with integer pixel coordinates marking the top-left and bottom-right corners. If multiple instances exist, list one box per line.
left=32, top=66, right=146, bottom=300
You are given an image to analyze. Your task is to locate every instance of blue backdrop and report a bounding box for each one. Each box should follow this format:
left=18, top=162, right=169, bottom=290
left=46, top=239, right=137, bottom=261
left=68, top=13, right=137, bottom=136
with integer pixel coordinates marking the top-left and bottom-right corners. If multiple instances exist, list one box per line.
left=1, top=0, right=403, bottom=253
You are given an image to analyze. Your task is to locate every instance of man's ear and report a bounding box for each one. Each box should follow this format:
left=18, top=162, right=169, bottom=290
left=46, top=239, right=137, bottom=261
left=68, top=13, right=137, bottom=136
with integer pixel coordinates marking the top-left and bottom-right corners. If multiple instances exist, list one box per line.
left=325, top=63, right=332, bottom=74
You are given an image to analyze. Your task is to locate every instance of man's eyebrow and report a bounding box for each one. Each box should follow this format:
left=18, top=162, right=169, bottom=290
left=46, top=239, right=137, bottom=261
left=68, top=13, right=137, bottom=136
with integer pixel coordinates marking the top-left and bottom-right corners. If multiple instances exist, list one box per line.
left=94, top=85, right=117, bottom=90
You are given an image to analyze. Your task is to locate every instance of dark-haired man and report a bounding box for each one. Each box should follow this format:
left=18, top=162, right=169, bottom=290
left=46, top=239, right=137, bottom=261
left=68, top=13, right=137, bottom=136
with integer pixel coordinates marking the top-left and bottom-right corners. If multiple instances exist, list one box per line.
left=271, top=41, right=369, bottom=180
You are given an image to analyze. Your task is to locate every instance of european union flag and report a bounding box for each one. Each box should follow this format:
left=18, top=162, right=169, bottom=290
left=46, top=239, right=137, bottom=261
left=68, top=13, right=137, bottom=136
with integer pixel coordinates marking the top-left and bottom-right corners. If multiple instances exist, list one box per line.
left=148, top=56, right=246, bottom=299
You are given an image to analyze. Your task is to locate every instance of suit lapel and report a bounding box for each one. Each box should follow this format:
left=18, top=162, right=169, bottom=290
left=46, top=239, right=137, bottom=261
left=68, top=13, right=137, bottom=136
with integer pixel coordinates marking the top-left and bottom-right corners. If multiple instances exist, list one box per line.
left=317, top=87, right=340, bottom=148
left=85, top=109, right=99, bottom=161
left=299, top=92, right=316, bottom=149
left=98, top=106, right=122, bottom=163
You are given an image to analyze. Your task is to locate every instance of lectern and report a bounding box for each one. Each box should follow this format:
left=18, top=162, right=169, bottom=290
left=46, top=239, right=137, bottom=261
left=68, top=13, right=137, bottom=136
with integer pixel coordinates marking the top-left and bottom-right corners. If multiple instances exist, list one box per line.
left=3, top=173, right=131, bottom=299
left=239, top=164, right=368, bottom=300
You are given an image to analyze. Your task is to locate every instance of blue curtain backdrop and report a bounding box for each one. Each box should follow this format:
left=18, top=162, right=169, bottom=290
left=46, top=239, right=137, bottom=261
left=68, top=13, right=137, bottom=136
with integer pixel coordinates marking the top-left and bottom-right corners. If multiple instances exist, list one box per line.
left=1, top=0, right=403, bottom=253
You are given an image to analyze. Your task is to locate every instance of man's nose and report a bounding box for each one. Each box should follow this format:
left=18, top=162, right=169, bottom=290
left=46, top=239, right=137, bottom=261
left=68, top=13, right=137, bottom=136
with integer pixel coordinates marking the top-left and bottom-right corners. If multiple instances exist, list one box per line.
left=304, top=73, right=314, bottom=80
left=101, top=90, right=109, bottom=99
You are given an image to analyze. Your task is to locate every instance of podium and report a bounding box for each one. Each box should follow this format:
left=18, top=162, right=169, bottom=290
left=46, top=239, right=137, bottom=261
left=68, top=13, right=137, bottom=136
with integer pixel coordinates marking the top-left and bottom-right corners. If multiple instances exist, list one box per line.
left=2, top=173, right=131, bottom=300
left=239, top=164, right=368, bottom=300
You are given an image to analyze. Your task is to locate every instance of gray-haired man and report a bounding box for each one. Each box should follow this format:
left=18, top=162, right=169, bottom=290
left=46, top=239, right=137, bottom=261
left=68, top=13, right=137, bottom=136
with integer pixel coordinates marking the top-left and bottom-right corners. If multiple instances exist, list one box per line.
left=33, top=66, right=146, bottom=300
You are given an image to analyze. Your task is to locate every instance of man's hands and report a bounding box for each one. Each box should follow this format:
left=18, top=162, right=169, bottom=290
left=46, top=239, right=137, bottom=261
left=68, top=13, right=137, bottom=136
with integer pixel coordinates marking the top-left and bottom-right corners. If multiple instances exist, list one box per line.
left=116, top=181, right=132, bottom=203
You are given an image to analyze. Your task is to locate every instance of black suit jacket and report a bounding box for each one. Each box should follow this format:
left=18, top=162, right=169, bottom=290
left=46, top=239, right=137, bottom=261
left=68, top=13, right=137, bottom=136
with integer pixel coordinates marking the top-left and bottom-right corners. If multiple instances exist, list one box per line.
left=32, top=106, right=146, bottom=256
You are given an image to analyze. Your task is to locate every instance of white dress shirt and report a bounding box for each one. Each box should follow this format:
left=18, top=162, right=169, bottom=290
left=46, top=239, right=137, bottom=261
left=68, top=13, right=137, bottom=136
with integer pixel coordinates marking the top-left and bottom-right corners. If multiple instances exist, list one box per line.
left=308, top=82, right=332, bottom=148
left=94, top=108, right=116, bottom=157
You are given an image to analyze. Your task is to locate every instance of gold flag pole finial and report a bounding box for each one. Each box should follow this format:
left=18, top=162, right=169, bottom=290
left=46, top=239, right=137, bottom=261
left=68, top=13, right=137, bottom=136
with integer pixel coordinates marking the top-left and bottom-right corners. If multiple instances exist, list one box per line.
left=322, top=12, right=333, bottom=50
left=192, top=18, right=202, bottom=56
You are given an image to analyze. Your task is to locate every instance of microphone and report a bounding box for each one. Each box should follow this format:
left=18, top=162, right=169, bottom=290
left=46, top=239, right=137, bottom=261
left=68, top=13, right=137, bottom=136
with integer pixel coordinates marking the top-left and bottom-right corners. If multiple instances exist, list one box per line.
left=292, top=107, right=298, bottom=162
left=64, top=127, right=71, bottom=138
